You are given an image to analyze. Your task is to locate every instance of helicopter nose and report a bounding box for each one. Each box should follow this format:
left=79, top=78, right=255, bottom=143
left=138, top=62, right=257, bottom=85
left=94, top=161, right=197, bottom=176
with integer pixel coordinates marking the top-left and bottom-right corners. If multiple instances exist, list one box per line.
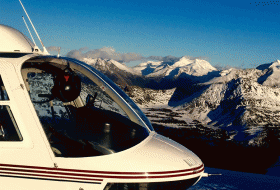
left=126, top=131, right=204, bottom=174
left=105, top=131, right=205, bottom=189
left=152, top=132, right=203, bottom=168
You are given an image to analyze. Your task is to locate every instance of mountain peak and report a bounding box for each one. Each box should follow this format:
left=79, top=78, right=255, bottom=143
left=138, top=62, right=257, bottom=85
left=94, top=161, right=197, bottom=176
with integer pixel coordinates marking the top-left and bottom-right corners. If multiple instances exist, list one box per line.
left=133, top=61, right=163, bottom=76
left=258, top=60, right=280, bottom=87
left=269, top=60, right=280, bottom=69
left=257, top=60, right=280, bottom=71
left=82, top=57, right=138, bottom=75
left=172, top=57, right=193, bottom=67
left=135, top=57, right=217, bottom=78
left=170, top=57, right=217, bottom=77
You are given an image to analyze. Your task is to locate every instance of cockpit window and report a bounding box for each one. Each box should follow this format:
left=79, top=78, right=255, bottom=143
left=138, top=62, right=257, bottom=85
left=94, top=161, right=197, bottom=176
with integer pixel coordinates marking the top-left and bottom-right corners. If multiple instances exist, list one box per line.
left=0, top=105, right=23, bottom=141
left=64, top=57, right=154, bottom=131
left=0, top=76, right=21, bottom=141
left=21, top=59, right=150, bottom=157
left=78, top=71, right=129, bottom=119
left=0, top=76, right=9, bottom=100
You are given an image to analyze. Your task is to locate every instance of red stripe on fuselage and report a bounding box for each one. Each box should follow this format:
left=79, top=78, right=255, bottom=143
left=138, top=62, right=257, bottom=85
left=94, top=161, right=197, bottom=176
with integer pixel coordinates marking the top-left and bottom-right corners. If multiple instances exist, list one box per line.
left=0, top=163, right=204, bottom=179
left=0, top=170, right=103, bottom=182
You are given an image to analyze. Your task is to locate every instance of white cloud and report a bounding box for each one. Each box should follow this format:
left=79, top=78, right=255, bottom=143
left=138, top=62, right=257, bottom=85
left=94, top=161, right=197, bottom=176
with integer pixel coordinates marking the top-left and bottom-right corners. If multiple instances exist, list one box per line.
left=147, top=55, right=180, bottom=63
left=147, top=55, right=210, bottom=64
left=66, top=47, right=144, bottom=63
left=214, top=64, right=242, bottom=71
left=64, top=47, right=211, bottom=67
left=47, top=46, right=61, bottom=52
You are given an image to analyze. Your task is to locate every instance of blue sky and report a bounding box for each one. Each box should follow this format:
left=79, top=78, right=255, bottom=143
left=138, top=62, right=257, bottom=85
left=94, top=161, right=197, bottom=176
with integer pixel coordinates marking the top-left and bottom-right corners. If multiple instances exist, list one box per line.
left=1, top=0, right=280, bottom=68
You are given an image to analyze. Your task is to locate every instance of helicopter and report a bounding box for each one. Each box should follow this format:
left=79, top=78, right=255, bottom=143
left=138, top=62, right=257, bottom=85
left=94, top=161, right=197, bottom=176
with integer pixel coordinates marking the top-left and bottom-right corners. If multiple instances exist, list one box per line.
left=0, top=1, right=207, bottom=189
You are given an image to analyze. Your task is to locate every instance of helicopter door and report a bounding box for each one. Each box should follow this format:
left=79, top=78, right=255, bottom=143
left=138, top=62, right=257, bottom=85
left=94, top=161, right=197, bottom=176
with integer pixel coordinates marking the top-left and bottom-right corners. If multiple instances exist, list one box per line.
left=0, top=76, right=22, bottom=141
left=0, top=60, right=70, bottom=189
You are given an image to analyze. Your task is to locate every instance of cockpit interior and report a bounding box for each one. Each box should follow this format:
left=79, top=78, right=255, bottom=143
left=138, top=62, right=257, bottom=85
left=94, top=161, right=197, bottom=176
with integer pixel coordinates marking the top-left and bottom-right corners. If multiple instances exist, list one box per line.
left=21, top=57, right=151, bottom=157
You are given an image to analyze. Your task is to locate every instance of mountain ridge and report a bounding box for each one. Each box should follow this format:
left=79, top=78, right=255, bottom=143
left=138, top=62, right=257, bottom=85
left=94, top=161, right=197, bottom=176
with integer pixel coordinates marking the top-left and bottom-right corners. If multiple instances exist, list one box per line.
left=81, top=57, right=280, bottom=144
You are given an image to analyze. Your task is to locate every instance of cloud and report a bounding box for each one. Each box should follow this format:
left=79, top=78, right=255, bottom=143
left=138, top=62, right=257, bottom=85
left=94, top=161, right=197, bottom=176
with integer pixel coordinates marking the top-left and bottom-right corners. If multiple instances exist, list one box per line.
left=65, top=47, right=211, bottom=67
left=214, top=64, right=242, bottom=71
left=147, top=55, right=180, bottom=63
left=147, top=55, right=210, bottom=64
left=78, top=47, right=89, bottom=52
left=184, top=55, right=211, bottom=62
left=47, top=46, right=61, bottom=52
left=66, top=47, right=144, bottom=63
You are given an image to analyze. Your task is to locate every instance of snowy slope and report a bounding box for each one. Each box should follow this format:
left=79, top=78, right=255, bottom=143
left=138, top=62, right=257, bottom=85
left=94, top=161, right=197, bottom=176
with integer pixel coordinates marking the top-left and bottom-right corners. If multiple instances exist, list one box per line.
left=83, top=58, right=140, bottom=75
left=80, top=57, right=280, bottom=144
left=127, top=62, right=280, bottom=144
left=82, top=58, right=148, bottom=87
left=191, top=167, right=280, bottom=190
left=177, top=67, right=280, bottom=124
left=141, top=57, right=217, bottom=78
left=127, top=86, right=176, bottom=107
left=132, top=61, right=162, bottom=76
left=258, top=60, right=280, bottom=87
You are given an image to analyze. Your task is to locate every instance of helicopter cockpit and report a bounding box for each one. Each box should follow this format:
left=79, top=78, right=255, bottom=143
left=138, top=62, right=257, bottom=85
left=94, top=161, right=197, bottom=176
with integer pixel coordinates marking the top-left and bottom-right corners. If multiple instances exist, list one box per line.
left=21, top=56, right=153, bottom=157
left=0, top=4, right=205, bottom=187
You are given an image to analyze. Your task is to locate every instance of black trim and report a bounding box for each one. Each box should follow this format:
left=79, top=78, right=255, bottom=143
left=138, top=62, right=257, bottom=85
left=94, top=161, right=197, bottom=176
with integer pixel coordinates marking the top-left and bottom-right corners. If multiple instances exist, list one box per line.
left=104, top=177, right=200, bottom=190
left=0, top=174, right=102, bottom=184
left=0, top=53, right=32, bottom=58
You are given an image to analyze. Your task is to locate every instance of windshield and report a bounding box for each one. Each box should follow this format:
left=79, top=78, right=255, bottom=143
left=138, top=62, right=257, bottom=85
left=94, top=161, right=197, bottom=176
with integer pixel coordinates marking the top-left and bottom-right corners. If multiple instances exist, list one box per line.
left=64, top=57, right=154, bottom=131
left=21, top=56, right=152, bottom=157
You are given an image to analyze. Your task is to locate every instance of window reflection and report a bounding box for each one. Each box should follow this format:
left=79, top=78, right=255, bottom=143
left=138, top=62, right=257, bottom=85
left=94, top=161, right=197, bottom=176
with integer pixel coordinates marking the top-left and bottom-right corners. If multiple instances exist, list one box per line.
left=0, top=105, right=23, bottom=141
left=24, top=63, right=149, bottom=157
left=0, top=76, right=9, bottom=100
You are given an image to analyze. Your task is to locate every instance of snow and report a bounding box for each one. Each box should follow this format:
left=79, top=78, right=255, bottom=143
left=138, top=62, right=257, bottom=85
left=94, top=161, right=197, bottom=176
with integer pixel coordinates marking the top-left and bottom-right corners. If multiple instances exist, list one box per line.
left=128, top=87, right=176, bottom=107
left=110, top=59, right=133, bottom=73
left=83, top=57, right=140, bottom=75
left=268, top=59, right=280, bottom=69
left=127, top=64, right=280, bottom=143
left=131, top=57, right=217, bottom=78
left=172, top=57, right=217, bottom=76
left=191, top=167, right=280, bottom=190
left=81, top=57, right=280, bottom=143
left=204, top=68, right=237, bottom=84
left=147, top=58, right=216, bottom=77
left=134, top=60, right=162, bottom=68
left=267, top=156, right=280, bottom=177
left=147, top=65, right=170, bottom=77
left=262, top=60, right=280, bottom=87
left=83, top=56, right=217, bottom=78
left=132, top=61, right=162, bottom=75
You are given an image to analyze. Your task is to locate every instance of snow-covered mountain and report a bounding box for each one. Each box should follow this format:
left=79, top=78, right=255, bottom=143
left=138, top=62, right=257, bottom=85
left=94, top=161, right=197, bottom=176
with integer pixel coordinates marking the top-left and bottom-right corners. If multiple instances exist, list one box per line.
left=133, top=57, right=217, bottom=78
left=125, top=86, right=176, bottom=107
left=132, top=61, right=162, bottom=76
left=81, top=57, right=280, bottom=144
left=127, top=60, right=280, bottom=145
left=83, top=58, right=139, bottom=75
left=257, top=60, right=280, bottom=88
left=82, top=57, right=219, bottom=89
left=82, top=58, right=147, bottom=87
left=175, top=66, right=280, bottom=127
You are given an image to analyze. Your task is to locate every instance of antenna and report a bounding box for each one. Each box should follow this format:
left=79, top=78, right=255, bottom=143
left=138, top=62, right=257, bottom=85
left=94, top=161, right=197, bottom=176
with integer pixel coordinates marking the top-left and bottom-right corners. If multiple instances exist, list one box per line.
left=22, top=16, right=36, bottom=45
left=22, top=16, right=40, bottom=53
left=57, top=47, right=61, bottom=58
left=19, top=0, right=49, bottom=55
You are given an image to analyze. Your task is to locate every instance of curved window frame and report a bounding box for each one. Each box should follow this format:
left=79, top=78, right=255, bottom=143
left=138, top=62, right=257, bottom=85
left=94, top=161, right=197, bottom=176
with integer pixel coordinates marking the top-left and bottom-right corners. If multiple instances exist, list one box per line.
left=21, top=56, right=155, bottom=157
left=59, top=57, right=154, bottom=132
